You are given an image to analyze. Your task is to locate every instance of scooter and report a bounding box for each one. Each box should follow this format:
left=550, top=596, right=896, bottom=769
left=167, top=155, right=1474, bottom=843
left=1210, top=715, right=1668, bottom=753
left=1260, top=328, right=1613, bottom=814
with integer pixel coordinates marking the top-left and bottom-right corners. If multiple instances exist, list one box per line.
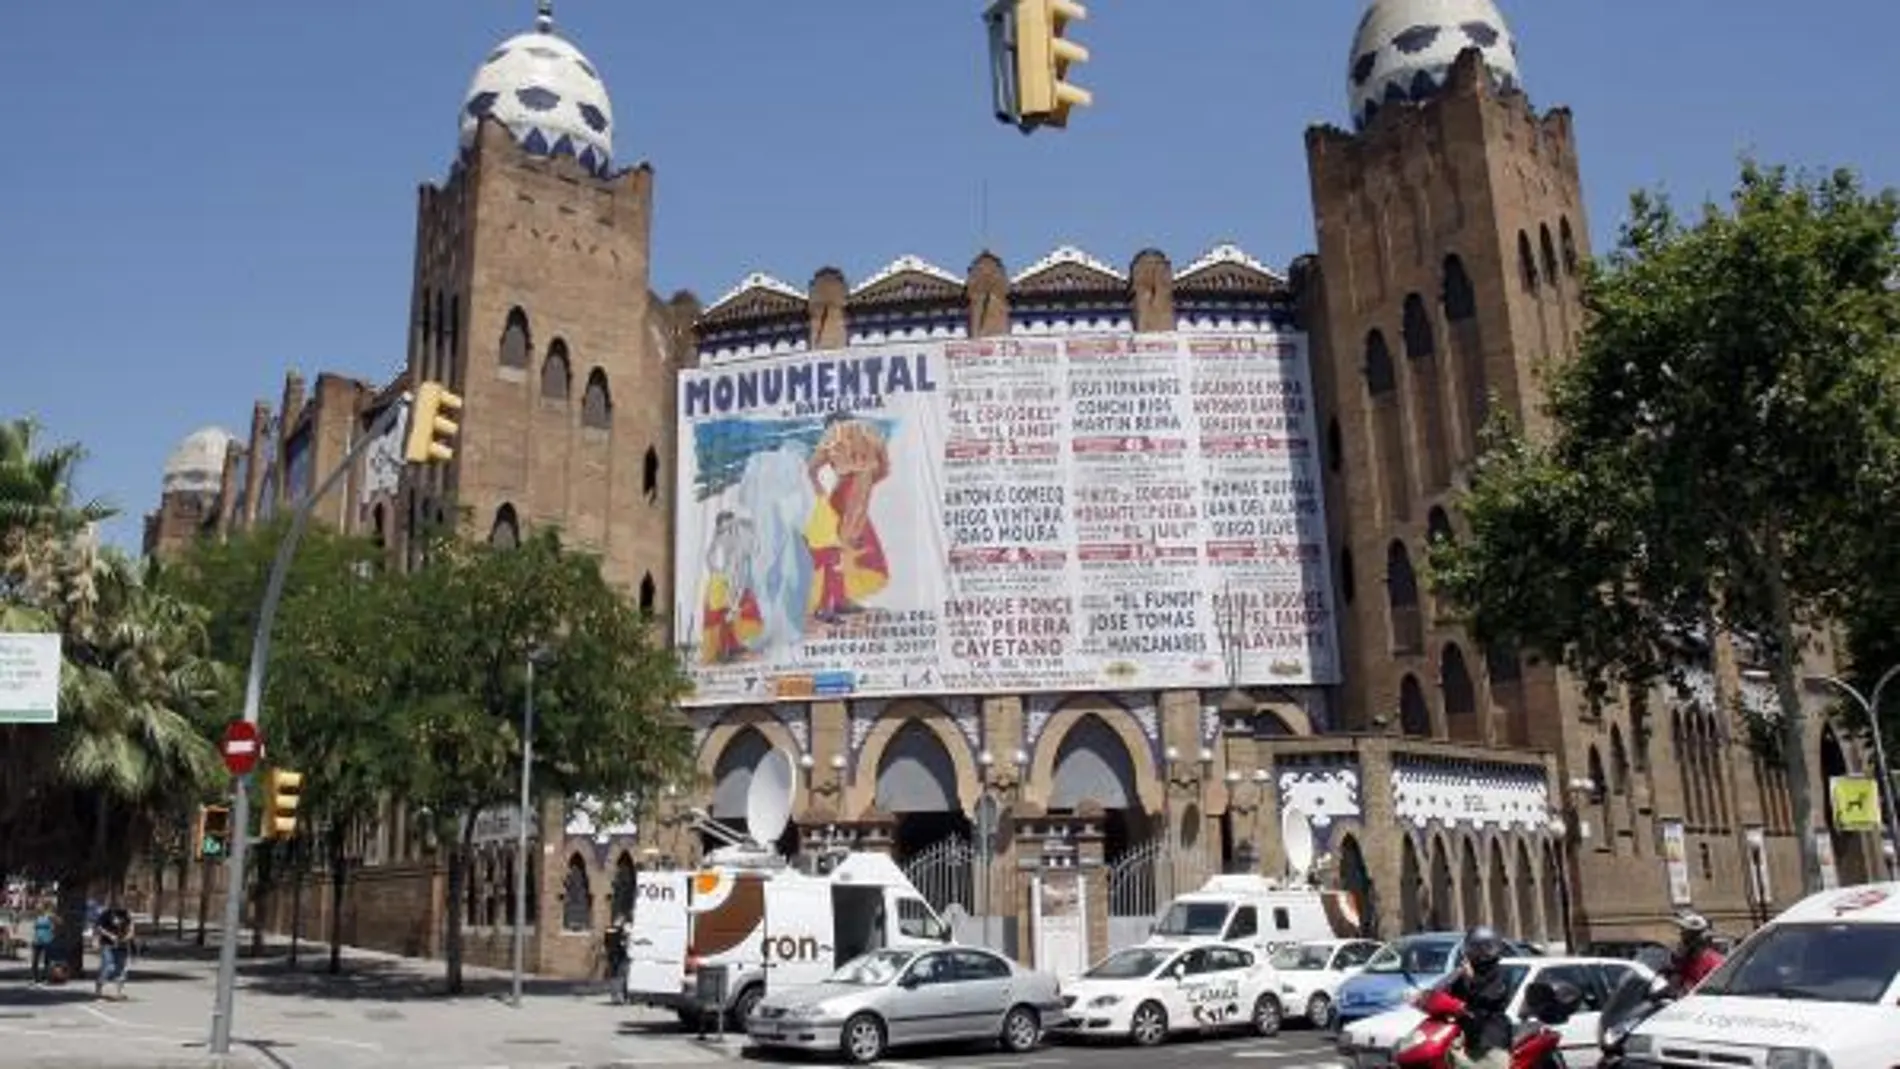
left=1393, top=980, right=1581, bottom=1069
left=1597, top=948, right=1676, bottom=1069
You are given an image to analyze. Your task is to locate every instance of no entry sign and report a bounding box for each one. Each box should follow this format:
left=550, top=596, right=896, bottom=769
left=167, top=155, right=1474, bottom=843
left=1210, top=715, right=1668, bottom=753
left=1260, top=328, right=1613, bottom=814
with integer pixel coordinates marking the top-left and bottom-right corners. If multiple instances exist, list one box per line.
left=222, top=720, right=262, bottom=777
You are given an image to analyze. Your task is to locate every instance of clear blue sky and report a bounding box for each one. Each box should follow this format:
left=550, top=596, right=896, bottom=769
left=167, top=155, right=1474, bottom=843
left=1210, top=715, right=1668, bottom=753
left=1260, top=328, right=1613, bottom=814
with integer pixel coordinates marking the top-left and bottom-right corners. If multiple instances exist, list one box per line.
left=4, top=2, right=1895, bottom=550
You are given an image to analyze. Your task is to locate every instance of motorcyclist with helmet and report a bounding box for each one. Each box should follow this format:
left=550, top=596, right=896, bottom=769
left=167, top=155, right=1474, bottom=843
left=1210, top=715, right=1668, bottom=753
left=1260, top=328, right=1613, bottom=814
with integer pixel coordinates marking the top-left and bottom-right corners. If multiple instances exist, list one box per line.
left=1664, top=911, right=1724, bottom=995
left=1445, top=927, right=1515, bottom=1069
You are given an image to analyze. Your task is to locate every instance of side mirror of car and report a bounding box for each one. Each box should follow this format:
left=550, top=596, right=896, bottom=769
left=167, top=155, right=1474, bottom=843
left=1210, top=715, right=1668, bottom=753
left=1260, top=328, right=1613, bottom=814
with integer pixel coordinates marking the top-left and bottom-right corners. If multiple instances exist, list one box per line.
left=898, top=972, right=922, bottom=989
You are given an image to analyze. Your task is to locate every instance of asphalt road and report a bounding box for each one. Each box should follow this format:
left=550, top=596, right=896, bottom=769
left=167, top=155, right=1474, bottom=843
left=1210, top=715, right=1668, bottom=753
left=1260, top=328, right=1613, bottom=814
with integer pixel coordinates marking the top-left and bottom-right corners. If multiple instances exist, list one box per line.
left=736, top=1025, right=1344, bottom=1069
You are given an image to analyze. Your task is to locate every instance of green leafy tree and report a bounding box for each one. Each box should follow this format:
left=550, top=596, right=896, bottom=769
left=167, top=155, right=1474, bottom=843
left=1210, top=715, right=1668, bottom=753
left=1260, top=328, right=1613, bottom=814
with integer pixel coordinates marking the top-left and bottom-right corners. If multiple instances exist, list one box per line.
left=1430, top=162, right=1900, bottom=895
left=163, top=522, right=412, bottom=970
left=394, top=530, right=691, bottom=993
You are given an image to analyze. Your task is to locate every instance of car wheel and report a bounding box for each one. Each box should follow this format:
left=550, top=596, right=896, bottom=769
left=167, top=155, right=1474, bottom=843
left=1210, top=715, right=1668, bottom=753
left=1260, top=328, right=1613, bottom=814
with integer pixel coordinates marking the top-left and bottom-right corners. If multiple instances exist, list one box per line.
left=842, top=1012, right=887, bottom=1065
left=1252, top=993, right=1283, bottom=1037
left=1000, top=1005, right=1041, bottom=1053
left=1130, top=1000, right=1169, bottom=1047
left=727, top=985, right=763, bottom=1032
left=1306, top=993, right=1333, bottom=1030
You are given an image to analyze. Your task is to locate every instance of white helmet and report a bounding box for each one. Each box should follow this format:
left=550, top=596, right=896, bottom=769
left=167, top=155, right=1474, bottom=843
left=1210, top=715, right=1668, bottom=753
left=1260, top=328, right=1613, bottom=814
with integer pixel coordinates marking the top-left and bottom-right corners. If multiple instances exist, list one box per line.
left=1673, top=910, right=1711, bottom=936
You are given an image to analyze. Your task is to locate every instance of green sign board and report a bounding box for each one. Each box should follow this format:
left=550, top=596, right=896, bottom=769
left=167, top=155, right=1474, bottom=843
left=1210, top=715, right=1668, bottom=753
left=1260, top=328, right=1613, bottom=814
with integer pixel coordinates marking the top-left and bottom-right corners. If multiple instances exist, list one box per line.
left=201, top=835, right=226, bottom=858
left=0, top=633, right=61, bottom=724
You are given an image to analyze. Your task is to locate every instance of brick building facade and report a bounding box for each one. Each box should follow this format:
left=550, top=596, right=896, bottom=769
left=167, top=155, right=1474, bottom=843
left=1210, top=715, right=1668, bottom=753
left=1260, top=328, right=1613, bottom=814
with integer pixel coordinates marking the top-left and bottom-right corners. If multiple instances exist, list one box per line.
left=141, top=0, right=1889, bottom=978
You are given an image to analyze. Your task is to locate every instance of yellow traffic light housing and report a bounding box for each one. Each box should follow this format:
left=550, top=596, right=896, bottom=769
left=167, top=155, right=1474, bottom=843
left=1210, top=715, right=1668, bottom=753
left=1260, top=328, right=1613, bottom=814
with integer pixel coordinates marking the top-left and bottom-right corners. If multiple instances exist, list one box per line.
left=404, top=381, right=464, bottom=464
left=991, top=0, right=1090, bottom=132
left=195, top=805, right=232, bottom=860
left=261, top=769, right=303, bottom=841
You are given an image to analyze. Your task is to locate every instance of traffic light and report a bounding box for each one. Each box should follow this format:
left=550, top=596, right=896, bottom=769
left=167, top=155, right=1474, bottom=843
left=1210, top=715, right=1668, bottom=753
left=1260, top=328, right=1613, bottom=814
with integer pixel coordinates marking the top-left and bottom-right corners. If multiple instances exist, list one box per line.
left=261, top=769, right=303, bottom=841
left=195, top=805, right=232, bottom=860
left=989, top=0, right=1091, bottom=132
left=404, top=381, right=464, bottom=464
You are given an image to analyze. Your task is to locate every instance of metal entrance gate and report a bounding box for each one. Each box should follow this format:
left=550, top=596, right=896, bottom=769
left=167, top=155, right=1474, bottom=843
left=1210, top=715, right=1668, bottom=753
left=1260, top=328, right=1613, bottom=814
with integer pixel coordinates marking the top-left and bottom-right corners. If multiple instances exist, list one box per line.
left=1106, top=838, right=1209, bottom=952
left=902, top=833, right=1014, bottom=955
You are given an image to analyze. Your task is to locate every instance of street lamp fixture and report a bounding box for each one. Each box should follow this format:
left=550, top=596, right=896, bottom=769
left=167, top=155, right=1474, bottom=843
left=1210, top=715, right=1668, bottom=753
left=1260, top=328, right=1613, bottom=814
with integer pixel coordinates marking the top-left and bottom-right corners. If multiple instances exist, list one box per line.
left=511, top=643, right=553, bottom=1009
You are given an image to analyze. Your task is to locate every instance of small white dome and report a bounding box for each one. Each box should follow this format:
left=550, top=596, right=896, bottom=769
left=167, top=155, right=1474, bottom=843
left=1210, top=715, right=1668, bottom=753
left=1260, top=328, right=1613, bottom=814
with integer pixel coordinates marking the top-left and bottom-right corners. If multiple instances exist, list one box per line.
left=1348, top=0, right=1521, bottom=131
left=162, top=427, right=235, bottom=496
left=459, top=4, right=615, bottom=176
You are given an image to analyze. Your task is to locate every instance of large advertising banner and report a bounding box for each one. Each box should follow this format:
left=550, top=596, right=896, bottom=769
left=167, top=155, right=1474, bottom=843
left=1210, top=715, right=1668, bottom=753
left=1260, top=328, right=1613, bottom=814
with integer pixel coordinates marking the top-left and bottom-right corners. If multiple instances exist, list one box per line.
left=674, top=332, right=1338, bottom=706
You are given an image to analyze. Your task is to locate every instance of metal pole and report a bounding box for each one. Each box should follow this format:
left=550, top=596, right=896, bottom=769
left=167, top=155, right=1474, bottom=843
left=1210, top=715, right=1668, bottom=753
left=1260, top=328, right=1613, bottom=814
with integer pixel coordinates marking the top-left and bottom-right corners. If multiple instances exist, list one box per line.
left=1811, top=669, right=1900, bottom=879
left=209, top=397, right=411, bottom=1055
left=511, top=654, right=536, bottom=1008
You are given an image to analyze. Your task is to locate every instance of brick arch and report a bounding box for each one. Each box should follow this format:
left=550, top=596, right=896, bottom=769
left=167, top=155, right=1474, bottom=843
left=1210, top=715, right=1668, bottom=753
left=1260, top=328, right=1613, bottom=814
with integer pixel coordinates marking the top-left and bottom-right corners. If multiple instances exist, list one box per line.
left=847, top=700, right=982, bottom=818
left=696, top=708, right=804, bottom=812
left=1026, top=697, right=1164, bottom=816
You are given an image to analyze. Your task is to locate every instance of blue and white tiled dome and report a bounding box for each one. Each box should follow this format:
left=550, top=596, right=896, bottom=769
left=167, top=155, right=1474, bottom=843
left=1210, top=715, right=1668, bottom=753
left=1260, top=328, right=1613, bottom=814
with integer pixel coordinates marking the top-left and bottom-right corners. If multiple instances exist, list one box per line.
left=1348, top=0, right=1521, bottom=131
left=459, top=2, right=615, bottom=176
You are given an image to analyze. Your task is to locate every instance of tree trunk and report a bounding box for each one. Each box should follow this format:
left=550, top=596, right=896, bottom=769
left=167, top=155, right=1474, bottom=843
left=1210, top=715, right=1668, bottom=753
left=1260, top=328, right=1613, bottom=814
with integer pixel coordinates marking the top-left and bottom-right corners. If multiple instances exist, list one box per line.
left=1764, top=533, right=1824, bottom=894
left=150, top=859, right=165, bottom=928
left=249, top=843, right=274, bottom=957
left=55, top=879, right=89, bottom=984
left=327, top=829, right=348, bottom=975
left=444, top=812, right=476, bottom=994
left=289, top=837, right=304, bottom=968
left=175, top=855, right=188, bottom=938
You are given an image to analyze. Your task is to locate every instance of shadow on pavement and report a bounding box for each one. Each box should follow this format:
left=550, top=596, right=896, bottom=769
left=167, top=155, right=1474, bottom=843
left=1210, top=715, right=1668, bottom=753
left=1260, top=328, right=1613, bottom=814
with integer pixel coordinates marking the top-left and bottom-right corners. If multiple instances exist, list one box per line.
left=240, top=955, right=614, bottom=1003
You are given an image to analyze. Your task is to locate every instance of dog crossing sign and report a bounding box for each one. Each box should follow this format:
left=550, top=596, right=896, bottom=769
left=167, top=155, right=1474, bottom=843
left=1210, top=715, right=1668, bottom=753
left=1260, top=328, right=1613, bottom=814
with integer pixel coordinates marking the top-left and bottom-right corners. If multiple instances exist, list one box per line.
left=1830, top=775, right=1880, bottom=833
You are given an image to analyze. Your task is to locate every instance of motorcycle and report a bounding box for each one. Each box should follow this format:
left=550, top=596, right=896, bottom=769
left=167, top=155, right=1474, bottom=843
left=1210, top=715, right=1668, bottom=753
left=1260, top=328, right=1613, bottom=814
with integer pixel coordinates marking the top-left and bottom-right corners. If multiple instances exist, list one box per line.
left=1597, top=948, right=1676, bottom=1069
left=1393, top=979, right=1582, bottom=1069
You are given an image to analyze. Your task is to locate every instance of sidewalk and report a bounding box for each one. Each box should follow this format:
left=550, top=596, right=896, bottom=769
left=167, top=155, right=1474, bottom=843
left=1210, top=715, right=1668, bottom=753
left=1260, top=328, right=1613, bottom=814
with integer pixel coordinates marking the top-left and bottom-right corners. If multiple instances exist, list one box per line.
left=0, top=923, right=747, bottom=1069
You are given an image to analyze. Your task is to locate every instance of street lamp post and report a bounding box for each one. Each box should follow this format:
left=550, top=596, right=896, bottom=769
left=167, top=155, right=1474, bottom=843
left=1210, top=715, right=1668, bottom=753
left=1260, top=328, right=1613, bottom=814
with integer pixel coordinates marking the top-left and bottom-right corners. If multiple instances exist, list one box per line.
left=1806, top=667, right=1900, bottom=877
left=511, top=645, right=551, bottom=1008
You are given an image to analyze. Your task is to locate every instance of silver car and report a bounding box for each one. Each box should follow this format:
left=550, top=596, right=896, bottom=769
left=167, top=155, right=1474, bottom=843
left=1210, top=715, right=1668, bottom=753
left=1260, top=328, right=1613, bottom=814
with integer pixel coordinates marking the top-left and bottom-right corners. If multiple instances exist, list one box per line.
left=748, top=946, right=1064, bottom=1064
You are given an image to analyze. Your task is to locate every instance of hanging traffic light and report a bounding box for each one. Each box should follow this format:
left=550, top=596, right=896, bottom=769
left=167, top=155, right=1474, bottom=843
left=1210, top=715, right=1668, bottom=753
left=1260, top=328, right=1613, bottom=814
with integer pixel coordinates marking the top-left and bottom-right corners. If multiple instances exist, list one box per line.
left=404, top=381, right=464, bottom=464
left=987, top=0, right=1091, bottom=132
left=261, top=769, right=304, bottom=841
left=195, top=805, right=232, bottom=860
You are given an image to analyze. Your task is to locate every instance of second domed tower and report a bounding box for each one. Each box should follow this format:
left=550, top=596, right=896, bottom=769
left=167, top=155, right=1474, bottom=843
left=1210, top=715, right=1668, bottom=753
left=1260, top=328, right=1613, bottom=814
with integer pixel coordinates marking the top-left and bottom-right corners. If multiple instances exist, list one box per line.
left=1347, top=0, right=1521, bottom=131
left=459, top=1, right=616, bottom=176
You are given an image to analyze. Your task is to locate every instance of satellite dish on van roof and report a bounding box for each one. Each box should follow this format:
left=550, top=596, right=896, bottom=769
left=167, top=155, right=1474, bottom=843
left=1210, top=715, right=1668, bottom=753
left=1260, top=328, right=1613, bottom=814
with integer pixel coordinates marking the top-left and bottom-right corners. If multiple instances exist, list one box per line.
left=1282, top=805, right=1315, bottom=880
left=746, top=747, right=796, bottom=849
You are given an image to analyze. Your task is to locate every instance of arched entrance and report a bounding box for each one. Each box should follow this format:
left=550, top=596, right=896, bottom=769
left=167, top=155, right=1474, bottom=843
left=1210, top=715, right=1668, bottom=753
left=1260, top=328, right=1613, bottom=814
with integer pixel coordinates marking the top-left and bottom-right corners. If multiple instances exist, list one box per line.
left=1542, top=844, right=1566, bottom=949
left=1339, top=834, right=1377, bottom=938
left=1051, top=714, right=1151, bottom=860
left=1400, top=836, right=1424, bottom=933
left=1821, top=727, right=1873, bottom=885
left=1514, top=840, right=1540, bottom=942
left=877, top=720, right=971, bottom=860
left=708, top=726, right=800, bottom=857
left=1487, top=841, right=1511, bottom=934
left=1428, top=837, right=1454, bottom=930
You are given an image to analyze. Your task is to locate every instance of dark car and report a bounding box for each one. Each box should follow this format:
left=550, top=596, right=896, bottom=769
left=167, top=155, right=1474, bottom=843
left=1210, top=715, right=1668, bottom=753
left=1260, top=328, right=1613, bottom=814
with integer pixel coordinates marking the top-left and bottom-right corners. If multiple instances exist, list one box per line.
left=1586, top=940, right=1672, bottom=961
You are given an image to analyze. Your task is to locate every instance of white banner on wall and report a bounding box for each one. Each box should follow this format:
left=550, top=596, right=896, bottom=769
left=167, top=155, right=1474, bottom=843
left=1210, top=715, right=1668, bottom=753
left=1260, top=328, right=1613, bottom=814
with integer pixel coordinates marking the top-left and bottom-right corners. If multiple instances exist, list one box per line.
left=1661, top=821, right=1693, bottom=906
left=673, top=333, right=1338, bottom=705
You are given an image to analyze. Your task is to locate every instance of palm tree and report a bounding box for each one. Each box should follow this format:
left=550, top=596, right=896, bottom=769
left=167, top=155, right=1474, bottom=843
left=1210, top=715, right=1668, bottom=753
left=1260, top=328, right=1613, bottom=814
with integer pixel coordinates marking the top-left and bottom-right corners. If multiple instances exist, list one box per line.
left=0, top=419, right=112, bottom=588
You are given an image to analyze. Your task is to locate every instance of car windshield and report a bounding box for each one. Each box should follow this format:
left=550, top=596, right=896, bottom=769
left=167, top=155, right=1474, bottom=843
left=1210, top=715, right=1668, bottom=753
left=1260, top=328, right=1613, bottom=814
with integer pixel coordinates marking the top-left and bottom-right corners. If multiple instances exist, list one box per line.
left=1086, top=947, right=1175, bottom=980
left=1272, top=945, right=1334, bottom=970
left=1363, top=940, right=1455, bottom=975
left=1154, top=901, right=1231, bottom=937
left=1695, top=921, right=1900, bottom=1004
left=828, top=949, right=915, bottom=986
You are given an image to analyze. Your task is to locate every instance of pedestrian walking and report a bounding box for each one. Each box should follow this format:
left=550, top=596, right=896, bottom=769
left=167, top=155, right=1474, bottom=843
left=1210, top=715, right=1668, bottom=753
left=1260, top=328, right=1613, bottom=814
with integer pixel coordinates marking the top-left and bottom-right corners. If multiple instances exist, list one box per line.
left=28, top=901, right=58, bottom=986
left=604, top=916, right=629, bottom=1004
left=92, top=901, right=134, bottom=1000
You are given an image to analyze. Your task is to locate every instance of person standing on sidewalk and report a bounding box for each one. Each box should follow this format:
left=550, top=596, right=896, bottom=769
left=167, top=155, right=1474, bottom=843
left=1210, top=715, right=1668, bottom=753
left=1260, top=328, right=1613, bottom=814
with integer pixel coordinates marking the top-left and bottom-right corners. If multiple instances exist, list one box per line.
left=28, top=901, right=58, bottom=985
left=92, top=901, right=134, bottom=1000
left=604, top=916, right=629, bottom=1004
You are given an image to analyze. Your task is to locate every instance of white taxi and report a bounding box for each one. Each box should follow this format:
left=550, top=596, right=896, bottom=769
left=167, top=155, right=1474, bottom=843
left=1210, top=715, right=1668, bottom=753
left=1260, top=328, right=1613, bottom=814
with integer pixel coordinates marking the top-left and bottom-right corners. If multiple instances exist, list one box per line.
left=1055, top=942, right=1286, bottom=1046
left=1269, top=938, right=1381, bottom=1027
left=1624, top=882, right=1900, bottom=1069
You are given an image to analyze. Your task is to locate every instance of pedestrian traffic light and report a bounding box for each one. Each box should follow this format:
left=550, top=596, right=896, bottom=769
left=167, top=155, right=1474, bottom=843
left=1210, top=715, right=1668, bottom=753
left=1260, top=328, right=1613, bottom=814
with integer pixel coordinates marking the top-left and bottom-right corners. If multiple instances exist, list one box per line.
left=990, top=0, right=1090, bottom=132
left=261, top=769, right=303, bottom=841
left=195, top=805, right=232, bottom=860
left=404, top=381, right=464, bottom=464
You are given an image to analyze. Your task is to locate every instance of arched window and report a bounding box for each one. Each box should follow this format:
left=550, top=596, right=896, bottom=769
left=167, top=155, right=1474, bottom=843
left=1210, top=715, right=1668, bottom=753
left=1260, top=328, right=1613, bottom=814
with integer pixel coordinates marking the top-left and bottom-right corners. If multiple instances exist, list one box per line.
left=447, top=294, right=462, bottom=384
left=1404, top=293, right=1451, bottom=491
left=1609, top=726, right=1631, bottom=795
left=371, top=503, right=387, bottom=550
left=1443, top=254, right=1486, bottom=457
left=1559, top=217, right=1579, bottom=276
left=1441, top=643, right=1479, bottom=741
left=611, top=854, right=637, bottom=921
left=1366, top=329, right=1409, bottom=522
left=499, top=307, right=531, bottom=370
left=1586, top=746, right=1608, bottom=805
left=638, top=572, right=656, bottom=614
left=642, top=446, right=660, bottom=501
left=1326, top=417, right=1343, bottom=473
left=1427, top=506, right=1454, bottom=546
left=1443, top=256, right=1477, bottom=321
left=1399, top=674, right=1432, bottom=737
left=1386, top=540, right=1423, bottom=654
left=541, top=340, right=572, bottom=400
left=1517, top=231, right=1540, bottom=293
left=1539, top=224, right=1559, bottom=285
left=490, top=503, right=520, bottom=549
left=581, top=369, right=612, bottom=430
left=1339, top=547, right=1356, bottom=605
left=561, top=855, right=592, bottom=932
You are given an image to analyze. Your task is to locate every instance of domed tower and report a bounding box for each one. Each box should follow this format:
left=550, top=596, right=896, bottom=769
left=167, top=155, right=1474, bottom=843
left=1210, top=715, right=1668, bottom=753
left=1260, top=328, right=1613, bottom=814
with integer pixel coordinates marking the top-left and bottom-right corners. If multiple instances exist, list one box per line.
left=399, top=0, right=682, bottom=608
left=144, top=426, right=236, bottom=559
